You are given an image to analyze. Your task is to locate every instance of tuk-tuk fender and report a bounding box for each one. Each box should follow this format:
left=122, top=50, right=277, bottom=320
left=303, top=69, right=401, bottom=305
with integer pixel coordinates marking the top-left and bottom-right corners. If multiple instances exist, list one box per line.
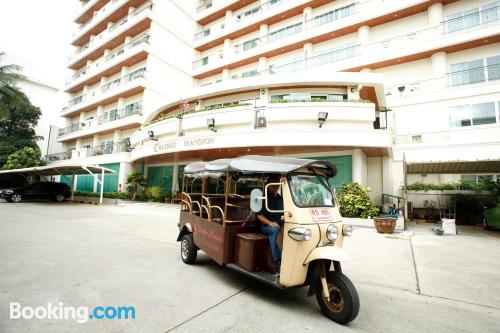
left=303, top=246, right=351, bottom=265
left=176, top=223, right=193, bottom=242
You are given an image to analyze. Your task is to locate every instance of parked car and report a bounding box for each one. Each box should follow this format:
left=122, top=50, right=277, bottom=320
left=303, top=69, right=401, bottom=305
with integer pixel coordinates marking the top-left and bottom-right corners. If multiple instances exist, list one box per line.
left=0, top=182, right=72, bottom=203
left=0, top=174, right=27, bottom=189
left=483, top=204, right=500, bottom=230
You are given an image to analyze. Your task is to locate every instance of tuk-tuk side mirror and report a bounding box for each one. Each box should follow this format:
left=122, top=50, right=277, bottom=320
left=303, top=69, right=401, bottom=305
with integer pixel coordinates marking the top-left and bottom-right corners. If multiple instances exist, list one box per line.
left=250, top=189, right=263, bottom=212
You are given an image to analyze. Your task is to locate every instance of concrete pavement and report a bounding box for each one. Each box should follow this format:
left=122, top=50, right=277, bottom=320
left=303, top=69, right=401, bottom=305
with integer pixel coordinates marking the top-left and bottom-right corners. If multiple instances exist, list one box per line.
left=0, top=201, right=499, bottom=332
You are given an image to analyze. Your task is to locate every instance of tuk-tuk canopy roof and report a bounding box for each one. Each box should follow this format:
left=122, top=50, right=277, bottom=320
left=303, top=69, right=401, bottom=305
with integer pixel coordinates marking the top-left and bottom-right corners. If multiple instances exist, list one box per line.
left=184, top=155, right=337, bottom=178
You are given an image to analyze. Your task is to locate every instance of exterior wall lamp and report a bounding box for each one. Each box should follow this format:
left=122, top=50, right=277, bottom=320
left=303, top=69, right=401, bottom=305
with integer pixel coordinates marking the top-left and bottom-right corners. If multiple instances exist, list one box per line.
left=148, top=130, right=158, bottom=141
left=207, top=118, right=217, bottom=132
left=318, top=112, right=328, bottom=128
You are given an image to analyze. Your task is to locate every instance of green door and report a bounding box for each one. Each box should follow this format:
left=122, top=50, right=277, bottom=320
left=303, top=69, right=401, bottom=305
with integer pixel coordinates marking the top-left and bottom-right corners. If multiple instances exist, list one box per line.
left=97, top=163, right=120, bottom=193
left=305, top=155, right=352, bottom=192
left=148, top=166, right=173, bottom=193
left=76, top=174, right=94, bottom=192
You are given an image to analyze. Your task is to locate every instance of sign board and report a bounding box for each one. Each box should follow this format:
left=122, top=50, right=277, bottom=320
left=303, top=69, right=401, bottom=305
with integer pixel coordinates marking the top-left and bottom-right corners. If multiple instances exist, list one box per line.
left=309, top=208, right=333, bottom=222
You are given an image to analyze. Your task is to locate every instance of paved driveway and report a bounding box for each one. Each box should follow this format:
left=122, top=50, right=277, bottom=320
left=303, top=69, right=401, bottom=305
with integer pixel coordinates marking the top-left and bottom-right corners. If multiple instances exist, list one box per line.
left=0, top=201, right=499, bottom=332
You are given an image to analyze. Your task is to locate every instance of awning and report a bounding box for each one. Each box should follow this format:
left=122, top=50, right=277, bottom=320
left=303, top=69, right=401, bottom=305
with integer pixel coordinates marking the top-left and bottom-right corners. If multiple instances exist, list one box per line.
left=406, top=160, right=500, bottom=174
left=0, top=163, right=116, bottom=204
left=0, top=163, right=116, bottom=176
left=184, top=155, right=337, bottom=177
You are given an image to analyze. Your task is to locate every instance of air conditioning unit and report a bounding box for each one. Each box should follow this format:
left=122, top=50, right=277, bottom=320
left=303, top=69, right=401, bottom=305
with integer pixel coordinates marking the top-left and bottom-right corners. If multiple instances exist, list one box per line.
left=255, top=116, right=267, bottom=128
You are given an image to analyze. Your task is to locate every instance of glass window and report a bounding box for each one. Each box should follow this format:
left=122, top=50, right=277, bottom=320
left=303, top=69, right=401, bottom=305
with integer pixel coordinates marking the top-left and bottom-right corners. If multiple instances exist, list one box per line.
left=487, top=55, right=500, bottom=81
left=242, top=69, right=258, bottom=78
left=335, top=3, right=357, bottom=19
left=269, top=23, right=302, bottom=42
left=450, top=59, right=485, bottom=86
left=481, top=1, right=500, bottom=23
left=328, top=94, right=347, bottom=101
left=449, top=105, right=471, bottom=127
left=288, top=174, right=334, bottom=207
left=243, top=38, right=258, bottom=51
left=471, top=102, right=496, bottom=125
left=446, top=7, right=480, bottom=32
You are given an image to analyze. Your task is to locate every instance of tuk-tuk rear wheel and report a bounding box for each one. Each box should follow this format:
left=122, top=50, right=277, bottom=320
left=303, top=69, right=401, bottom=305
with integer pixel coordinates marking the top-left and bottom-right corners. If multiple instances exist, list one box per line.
left=315, top=271, right=359, bottom=324
left=180, top=234, right=197, bottom=264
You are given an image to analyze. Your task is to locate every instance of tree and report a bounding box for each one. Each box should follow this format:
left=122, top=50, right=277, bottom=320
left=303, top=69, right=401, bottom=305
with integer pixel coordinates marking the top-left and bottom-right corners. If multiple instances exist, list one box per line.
left=2, top=147, right=45, bottom=170
left=126, top=172, right=147, bottom=201
left=0, top=53, right=41, bottom=167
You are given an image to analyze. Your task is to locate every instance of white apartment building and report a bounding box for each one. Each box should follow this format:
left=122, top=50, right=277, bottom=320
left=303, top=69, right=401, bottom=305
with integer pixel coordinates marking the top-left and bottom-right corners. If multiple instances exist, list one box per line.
left=52, top=0, right=500, bottom=203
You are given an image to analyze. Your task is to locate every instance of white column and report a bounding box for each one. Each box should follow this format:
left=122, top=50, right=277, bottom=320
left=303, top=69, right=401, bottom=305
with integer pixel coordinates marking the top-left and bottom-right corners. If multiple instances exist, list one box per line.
left=76, top=138, right=83, bottom=149
left=118, top=162, right=134, bottom=193
left=303, top=7, right=312, bottom=28
left=120, top=66, right=129, bottom=77
left=257, top=88, right=269, bottom=107
left=113, top=130, right=122, bottom=143
left=195, top=99, right=203, bottom=111
left=225, top=10, right=234, bottom=27
left=92, top=134, right=100, bottom=147
left=431, top=51, right=447, bottom=76
left=259, top=24, right=269, bottom=43
left=360, top=68, right=372, bottom=73
left=172, top=164, right=179, bottom=195
left=222, top=68, right=231, bottom=81
left=96, top=105, right=104, bottom=122
left=428, top=3, right=444, bottom=26
left=128, top=7, right=136, bottom=14
left=352, top=149, right=367, bottom=185
left=258, top=57, right=268, bottom=73
left=223, top=38, right=233, bottom=56
left=117, top=97, right=125, bottom=110
left=358, top=25, right=370, bottom=45
left=303, top=43, right=313, bottom=68
left=79, top=112, right=86, bottom=123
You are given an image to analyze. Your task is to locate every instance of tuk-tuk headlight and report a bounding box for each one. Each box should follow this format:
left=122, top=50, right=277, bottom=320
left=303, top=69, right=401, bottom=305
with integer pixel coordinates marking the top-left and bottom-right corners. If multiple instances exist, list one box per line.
left=327, top=224, right=339, bottom=241
left=343, top=224, right=353, bottom=237
left=288, top=227, right=312, bottom=241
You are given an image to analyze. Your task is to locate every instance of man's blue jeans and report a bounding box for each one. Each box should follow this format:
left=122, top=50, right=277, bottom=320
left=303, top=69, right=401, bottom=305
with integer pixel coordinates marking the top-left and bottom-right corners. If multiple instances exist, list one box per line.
left=261, top=225, right=281, bottom=262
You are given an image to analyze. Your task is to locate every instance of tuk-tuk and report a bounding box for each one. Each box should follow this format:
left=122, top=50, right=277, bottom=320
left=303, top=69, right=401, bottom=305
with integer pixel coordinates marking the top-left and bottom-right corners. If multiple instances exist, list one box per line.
left=176, top=155, right=359, bottom=324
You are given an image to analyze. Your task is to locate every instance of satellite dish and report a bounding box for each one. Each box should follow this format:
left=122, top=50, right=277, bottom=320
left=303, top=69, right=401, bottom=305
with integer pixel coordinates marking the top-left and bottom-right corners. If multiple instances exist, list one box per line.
left=250, top=189, right=263, bottom=212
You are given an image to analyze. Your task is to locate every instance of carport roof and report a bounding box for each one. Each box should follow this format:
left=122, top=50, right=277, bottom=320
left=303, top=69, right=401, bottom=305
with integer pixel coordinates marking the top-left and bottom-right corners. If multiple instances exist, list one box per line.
left=407, top=160, right=500, bottom=174
left=0, top=163, right=116, bottom=176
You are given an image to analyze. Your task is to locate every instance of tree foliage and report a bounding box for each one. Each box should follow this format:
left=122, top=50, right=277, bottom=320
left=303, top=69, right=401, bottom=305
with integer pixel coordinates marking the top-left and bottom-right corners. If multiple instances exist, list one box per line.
left=126, top=172, right=147, bottom=201
left=0, top=53, right=41, bottom=167
left=2, top=147, right=45, bottom=170
left=338, top=182, right=379, bottom=218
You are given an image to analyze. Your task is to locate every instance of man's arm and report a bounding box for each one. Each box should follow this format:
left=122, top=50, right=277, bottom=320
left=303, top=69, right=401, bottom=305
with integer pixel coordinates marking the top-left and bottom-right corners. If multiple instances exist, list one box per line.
left=256, top=214, right=280, bottom=228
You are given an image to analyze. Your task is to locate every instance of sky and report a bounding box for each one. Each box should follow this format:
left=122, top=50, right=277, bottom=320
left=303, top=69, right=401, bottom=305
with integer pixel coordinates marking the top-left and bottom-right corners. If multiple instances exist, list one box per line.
left=0, top=0, right=80, bottom=88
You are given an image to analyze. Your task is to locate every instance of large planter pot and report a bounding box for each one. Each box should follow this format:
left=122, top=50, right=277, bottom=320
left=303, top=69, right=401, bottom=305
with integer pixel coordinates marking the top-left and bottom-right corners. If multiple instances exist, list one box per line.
left=373, top=216, right=397, bottom=234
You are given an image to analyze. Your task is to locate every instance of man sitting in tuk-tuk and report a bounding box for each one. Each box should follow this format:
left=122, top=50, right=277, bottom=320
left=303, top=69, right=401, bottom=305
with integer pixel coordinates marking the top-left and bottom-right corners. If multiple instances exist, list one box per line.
left=256, top=176, right=284, bottom=272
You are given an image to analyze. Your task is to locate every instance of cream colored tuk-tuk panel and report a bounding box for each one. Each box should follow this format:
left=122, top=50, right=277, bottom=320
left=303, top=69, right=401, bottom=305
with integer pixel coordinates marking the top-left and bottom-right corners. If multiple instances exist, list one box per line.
left=279, top=176, right=345, bottom=287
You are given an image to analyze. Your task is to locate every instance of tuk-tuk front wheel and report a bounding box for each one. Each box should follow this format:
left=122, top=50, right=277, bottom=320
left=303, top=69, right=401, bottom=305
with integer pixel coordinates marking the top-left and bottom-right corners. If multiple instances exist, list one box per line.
left=180, top=234, right=197, bottom=264
left=315, top=271, right=359, bottom=324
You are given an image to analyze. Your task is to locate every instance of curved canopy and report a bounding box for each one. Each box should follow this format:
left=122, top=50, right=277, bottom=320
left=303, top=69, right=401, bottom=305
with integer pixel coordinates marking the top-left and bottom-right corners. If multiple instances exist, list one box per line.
left=184, top=155, right=337, bottom=178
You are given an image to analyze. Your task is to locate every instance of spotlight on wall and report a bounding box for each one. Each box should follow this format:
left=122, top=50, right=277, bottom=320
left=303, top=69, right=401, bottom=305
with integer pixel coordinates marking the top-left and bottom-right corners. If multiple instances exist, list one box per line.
left=318, top=112, right=328, bottom=128
left=207, top=118, right=217, bottom=132
left=397, top=86, right=406, bottom=93
left=148, top=130, right=158, bottom=141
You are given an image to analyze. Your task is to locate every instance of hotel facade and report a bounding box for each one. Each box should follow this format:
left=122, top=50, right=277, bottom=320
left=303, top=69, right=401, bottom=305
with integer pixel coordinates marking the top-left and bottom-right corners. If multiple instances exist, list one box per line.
left=52, top=0, right=500, bottom=204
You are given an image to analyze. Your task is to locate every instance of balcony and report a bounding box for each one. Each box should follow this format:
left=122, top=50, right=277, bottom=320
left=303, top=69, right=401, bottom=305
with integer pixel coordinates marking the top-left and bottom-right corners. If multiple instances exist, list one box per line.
left=62, top=68, right=147, bottom=117
left=72, top=0, right=149, bottom=47
left=129, top=100, right=390, bottom=161
left=65, top=34, right=150, bottom=93
left=195, top=6, right=500, bottom=81
left=47, top=140, right=132, bottom=163
left=58, top=104, right=143, bottom=141
left=68, top=2, right=153, bottom=70
left=385, top=63, right=500, bottom=104
left=74, top=0, right=108, bottom=24
left=195, top=0, right=261, bottom=26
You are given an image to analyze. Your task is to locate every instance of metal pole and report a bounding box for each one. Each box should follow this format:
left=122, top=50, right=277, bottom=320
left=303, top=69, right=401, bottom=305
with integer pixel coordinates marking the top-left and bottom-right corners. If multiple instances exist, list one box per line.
left=72, top=172, right=76, bottom=201
left=403, top=153, right=408, bottom=220
left=100, top=169, right=104, bottom=205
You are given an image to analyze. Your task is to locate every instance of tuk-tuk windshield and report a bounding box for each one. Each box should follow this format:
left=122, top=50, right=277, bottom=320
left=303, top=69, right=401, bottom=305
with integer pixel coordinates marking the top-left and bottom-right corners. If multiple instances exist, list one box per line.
left=288, top=174, right=334, bottom=207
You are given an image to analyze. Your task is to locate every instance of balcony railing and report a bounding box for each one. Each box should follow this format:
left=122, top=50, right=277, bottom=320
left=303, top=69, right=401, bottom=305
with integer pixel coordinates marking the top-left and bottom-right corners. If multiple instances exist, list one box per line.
left=196, top=0, right=213, bottom=13
left=59, top=123, right=82, bottom=136
left=194, top=0, right=290, bottom=41
left=46, top=150, right=73, bottom=162
left=194, top=1, right=361, bottom=67
left=76, top=0, right=121, bottom=35
left=68, top=2, right=153, bottom=62
left=66, top=34, right=150, bottom=87
left=87, top=140, right=132, bottom=156
left=385, top=63, right=500, bottom=98
left=63, top=68, right=146, bottom=111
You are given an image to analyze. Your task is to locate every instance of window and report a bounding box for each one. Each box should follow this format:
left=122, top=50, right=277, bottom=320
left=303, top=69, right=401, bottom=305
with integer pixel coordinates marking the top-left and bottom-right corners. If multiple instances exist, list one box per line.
left=242, top=69, right=258, bottom=78
left=335, top=3, right=357, bottom=19
left=242, top=38, right=258, bottom=51
left=487, top=55, right=500, bottom=81
left=449, top=105, right=471, bottom=127
left=312, top=3, right=357, bottom=27
left=446, top=7, right=480, bottom=32
left=450, top=59, right=485, bottom=86
left=269, top=23, right=302, bottom=42
left=482, top=1, right=500, bottom=23
left=449, top=101, right=499, bottom=128
left=471, top=102, right=496, bottom=125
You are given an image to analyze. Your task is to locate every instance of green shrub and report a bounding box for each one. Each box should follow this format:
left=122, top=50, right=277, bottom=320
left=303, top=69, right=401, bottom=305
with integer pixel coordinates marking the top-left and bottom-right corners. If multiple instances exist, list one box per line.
left=405, top=181, right=497, bottom=192
left=338, top=182, right=379, bottom=218
left=149, top=186, right=166, bottom=202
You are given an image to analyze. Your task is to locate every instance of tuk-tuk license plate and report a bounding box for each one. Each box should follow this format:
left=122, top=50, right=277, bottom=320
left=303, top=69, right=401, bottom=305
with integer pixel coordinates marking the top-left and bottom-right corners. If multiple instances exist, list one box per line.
left=310, top=208, right=332, bottom=222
